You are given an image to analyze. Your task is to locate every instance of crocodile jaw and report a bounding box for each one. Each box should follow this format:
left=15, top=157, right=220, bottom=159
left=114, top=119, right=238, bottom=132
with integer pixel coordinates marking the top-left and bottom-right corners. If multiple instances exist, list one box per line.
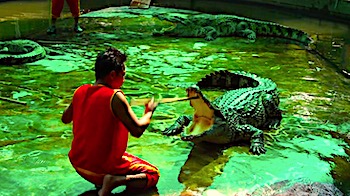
left=161, top=24, right=177, bottom=35
left=187, top=115, right=214, bottom=133
left=182, top=87, right=215, bottom=140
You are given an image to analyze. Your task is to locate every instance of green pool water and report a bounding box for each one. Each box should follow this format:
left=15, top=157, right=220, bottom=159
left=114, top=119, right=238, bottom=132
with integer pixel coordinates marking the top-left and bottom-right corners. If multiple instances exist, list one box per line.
left=0, top=5, right=349, bottom=196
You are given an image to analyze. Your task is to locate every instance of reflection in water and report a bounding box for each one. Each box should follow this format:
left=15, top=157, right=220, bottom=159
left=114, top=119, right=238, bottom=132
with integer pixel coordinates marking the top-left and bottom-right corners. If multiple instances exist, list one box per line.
left=0, top=0, right=49, bottom=22
left=0, top=0, right=71, bottom=39
left=178, top=143, right=230, bottom=193
left=13, top=18, right=21, bottom=38
left=78, top=186, right=159, bottom=196
left=341, top=42, right=350, bottom=75
left=311, top=32, right=350, bottom=78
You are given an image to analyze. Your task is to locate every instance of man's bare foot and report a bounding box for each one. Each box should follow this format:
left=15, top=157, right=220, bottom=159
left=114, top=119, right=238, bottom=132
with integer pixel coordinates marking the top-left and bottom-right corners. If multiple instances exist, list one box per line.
left=98, top=174, right=126, bottom=196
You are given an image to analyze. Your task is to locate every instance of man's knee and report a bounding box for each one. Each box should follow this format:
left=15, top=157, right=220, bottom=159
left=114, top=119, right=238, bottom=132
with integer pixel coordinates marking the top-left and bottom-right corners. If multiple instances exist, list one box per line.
left=145, top=170, right=160, bottom=188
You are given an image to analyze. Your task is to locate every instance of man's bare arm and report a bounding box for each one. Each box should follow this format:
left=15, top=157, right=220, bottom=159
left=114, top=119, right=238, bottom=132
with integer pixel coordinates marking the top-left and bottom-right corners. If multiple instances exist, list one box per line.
left=111, top=92, right=154, bottom=138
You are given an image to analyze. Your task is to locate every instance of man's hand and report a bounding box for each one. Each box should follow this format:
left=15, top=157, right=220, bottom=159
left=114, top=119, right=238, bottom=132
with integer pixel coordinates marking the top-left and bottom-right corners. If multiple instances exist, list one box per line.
left=145, top=97, right=158, bottom=113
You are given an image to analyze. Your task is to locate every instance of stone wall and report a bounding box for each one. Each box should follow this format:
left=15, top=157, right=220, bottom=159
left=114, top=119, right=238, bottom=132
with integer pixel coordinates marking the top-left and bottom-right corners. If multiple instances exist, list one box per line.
left=242, top=0, right=350, bottom=20
left=152, top=0, right=350, bottom=22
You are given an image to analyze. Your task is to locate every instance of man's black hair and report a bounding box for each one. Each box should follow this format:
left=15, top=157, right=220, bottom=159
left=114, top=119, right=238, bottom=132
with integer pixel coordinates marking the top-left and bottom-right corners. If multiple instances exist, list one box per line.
left=94, top=47, right=127, bottom=80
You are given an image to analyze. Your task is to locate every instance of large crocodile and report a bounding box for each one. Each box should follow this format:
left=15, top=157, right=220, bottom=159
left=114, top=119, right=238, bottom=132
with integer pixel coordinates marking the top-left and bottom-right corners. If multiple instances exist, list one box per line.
left=163, top=70, right=282, bottom=155
left=153, top=13, right=313, bottom=47
left=0, top=39, right=46, bottom=65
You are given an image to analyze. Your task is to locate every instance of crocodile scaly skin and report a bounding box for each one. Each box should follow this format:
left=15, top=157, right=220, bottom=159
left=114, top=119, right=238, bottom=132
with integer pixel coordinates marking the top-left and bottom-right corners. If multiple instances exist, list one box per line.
left=153, top=13, right=313, bottom=47
left=163, top=70, right=282, bottom=155
left=0, top=39, right=46, bottom=65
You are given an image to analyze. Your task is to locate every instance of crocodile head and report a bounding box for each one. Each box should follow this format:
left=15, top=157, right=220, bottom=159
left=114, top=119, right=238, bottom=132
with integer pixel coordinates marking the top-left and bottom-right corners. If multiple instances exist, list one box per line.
left=0, top=40, right=46, bottom=65
left=153, top=13, right=189, bottom=24
left=0, top=41, right=30, bottom=54
left=180, top=86, right=228, bottom=143
left=152, top=13, right=195, bottom=37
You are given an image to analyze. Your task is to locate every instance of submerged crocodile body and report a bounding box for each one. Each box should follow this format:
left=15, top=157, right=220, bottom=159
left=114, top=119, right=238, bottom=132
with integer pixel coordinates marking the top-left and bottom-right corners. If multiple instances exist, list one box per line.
left=163, top=70, right=282, bottom=155
left=153, top=13, right=313, bottom=46
left=0, top=39, right=46, bottom=65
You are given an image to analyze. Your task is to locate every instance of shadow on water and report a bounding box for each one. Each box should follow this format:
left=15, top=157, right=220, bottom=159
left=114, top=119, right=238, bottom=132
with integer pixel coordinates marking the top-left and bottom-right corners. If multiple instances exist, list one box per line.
left=178, top=143, right=229, bottom=192
left=78, top=187, right=160, bottom=196
left=311, top=34, right=350, bottom=78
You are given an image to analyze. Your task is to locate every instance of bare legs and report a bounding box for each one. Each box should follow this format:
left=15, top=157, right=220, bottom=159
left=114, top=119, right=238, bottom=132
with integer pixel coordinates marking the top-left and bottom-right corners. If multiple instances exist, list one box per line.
left=73, top=17, right=83, bottom=33
left=47, top=17, right=83, bottom=34
left=47, top=18, right=57, bottom=34
left=98, top=173, right=148, bottom=196
left=51, top=18, right=57, bottom=27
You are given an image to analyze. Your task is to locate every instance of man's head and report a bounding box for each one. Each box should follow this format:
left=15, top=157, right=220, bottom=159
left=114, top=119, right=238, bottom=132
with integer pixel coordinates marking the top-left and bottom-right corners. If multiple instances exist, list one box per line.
left=95, top=47, right=126, bottom=80
left=94, top=47, right=127, bottom=88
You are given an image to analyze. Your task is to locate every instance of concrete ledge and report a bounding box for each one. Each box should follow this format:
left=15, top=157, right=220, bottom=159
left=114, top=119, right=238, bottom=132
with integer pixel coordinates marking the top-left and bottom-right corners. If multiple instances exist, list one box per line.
left=242, top=0, right=350, bottom=21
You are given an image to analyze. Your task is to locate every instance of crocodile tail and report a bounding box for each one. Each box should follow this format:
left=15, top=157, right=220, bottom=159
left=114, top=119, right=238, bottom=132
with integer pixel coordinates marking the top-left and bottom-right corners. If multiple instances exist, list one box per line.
left=248, top=21, right=314, bottom=47
left=0, top=39, right=46, bottom=65
left=196, top=70, right=259, bottom=90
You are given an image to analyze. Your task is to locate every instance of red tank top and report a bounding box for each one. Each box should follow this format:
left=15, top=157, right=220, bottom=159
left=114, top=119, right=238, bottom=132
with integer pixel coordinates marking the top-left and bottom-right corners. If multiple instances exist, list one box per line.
left=68, top=84, right=130, bottom=174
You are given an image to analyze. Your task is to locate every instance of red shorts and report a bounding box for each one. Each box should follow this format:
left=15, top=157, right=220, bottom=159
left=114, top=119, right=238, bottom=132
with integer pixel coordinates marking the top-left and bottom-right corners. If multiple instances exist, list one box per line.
left=51, top=0, right=80, bottom=18
left=73, top=152, right=160, bottom=189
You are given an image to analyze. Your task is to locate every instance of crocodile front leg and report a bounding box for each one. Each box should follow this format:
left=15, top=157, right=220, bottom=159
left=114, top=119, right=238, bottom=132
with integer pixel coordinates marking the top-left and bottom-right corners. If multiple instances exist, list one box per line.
left=162, top=115, right=192, bottom=136
left=237, top=29, right=256, bottom=42
left=262, top=93, right=282, bottom=129
left=234, top=124, right=266, bottom=155
left=203, top=26, right=218, bottom=41
left=263, top=108, right=282, bottom=129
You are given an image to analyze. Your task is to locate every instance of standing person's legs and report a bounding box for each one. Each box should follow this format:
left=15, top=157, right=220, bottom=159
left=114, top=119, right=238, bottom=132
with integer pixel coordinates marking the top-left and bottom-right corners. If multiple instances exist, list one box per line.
left=51, top=0, right=65, bottom=19
left=66, top=0, right=83, bottom=33
left=47, top=0, right=65, bottom=34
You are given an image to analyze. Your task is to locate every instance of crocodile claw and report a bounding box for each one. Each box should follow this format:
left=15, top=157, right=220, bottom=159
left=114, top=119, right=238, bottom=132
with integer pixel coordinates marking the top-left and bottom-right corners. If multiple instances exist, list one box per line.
left=162, top=126, right=182, bottom=136
left=162, top=118, right=184, bottom=136
left=162, top=116, right=191, bottom=136
left=247, top=34, right=256, bottom=41
left=181, top=133, right=204, bottom=144
left=152, top=30, right=163, bottom=36
left=204, top=36, right=215, bottom=41
left=249, top=143, right=266, bottom=155
left=181, top=134, right=194, bottom=141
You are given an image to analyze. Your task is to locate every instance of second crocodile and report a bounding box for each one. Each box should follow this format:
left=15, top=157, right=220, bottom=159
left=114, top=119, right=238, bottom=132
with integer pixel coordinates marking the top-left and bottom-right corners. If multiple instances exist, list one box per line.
left=0, top=39, right=46, bottom=65
left=153, top=13, right=313, bottom=47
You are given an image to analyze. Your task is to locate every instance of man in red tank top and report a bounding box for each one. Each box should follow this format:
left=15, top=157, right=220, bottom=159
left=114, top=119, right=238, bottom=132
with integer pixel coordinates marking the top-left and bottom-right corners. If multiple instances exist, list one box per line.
left=61, top=47, right=159, bottom=195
